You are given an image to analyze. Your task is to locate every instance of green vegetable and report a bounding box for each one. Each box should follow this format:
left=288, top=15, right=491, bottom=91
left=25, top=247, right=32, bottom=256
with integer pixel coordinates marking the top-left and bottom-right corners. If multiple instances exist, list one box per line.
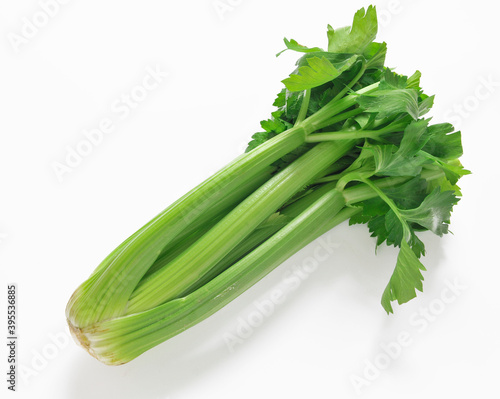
left=66, top=5, right=468, bottom=365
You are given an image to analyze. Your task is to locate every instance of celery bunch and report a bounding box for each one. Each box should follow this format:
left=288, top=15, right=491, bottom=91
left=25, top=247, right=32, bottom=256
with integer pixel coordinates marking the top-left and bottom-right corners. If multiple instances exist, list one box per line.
left=66, top=6, right=468, bottom=365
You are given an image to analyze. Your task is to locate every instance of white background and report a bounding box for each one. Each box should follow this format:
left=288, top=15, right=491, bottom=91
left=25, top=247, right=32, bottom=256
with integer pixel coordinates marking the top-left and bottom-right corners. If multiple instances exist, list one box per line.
left=1, top=0, right=499, bottom=398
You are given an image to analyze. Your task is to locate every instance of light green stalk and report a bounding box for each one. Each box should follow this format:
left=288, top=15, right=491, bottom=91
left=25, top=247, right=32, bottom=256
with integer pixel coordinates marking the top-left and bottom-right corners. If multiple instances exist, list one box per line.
left=126, top=140, right=356, bottom=314
left=71, top=171, right=445, bottom=365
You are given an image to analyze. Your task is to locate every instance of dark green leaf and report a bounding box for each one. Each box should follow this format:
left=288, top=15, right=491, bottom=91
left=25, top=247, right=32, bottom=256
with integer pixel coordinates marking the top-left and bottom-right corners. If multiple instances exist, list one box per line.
left=379, top=69, right=408, bottom=90
left=399, top=188, right=459, bottom=236
left=370, top=119, right=432, bottom=176
left=423, top=123, right=464, bottom=160
left=382, top=177, right=428, bottom=209
left=260, top=118, right=286, bottom=133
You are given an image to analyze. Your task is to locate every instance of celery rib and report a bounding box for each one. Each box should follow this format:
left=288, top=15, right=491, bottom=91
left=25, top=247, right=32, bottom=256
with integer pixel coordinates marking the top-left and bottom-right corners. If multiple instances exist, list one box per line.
left=126, top=140, right=356, bottom=314
left=78, top=189, right=352, bottom=365
left=67, top=126, right=307, bottom=328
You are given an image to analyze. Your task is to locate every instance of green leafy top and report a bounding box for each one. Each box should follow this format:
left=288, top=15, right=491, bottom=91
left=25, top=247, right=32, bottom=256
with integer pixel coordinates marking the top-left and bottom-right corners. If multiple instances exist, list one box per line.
left=246, top=6, right=468, bottom=313
left=341, top=119, right=469, bottom=312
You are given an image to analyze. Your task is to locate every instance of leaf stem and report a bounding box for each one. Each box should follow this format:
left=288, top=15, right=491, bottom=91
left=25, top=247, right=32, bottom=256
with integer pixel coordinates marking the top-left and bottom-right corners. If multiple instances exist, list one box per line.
left=306, top=129, right=382, bottom=142
left=358, top=177, right=411, bottom=240
left=330, top=60, right=366, bottom=103
left=295, top=89, right=311, bottom=126
left=303, top=82, right=379, bottom=131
